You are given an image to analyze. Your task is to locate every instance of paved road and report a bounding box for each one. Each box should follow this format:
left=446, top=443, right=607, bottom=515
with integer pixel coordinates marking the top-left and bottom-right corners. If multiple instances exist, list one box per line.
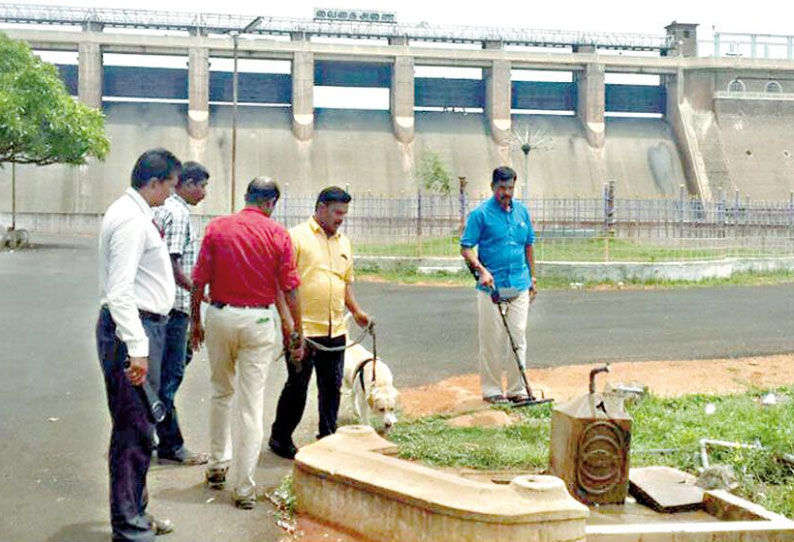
left=1, top=235, right=793, bottom=541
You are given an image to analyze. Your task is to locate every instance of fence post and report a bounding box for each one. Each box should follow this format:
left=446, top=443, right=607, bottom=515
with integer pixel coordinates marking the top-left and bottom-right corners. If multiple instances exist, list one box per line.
left=789, top=190, right=794, bottom=242
left=678, top=184, right=686, bottom=238
left=458, top=176, right=468, bottom=236
left=602, top=181, right=615, bottom=262
left=717, top=186, right=725, bottom=238
left=734, top=189, right=740, bottom=220
left=416, top=186, right=423, bottom=257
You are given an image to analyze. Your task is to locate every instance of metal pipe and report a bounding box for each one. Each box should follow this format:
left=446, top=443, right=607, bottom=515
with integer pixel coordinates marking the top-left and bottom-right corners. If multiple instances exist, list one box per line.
left=589, top=364, right=610, bottom=394
left=699, top=438, right=763, bottom=469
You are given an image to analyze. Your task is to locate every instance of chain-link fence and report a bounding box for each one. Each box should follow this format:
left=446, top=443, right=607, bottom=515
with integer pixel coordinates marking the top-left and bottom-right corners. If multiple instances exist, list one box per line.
left=192, top=186, right=794, bottom=262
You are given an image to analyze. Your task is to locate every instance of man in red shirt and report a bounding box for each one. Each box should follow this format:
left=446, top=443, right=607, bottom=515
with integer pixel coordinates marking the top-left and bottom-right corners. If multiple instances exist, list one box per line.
left=190, top=177, right=304, bottom=510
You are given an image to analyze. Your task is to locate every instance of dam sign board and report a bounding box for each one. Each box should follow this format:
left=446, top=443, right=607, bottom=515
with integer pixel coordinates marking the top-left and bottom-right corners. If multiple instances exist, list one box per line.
left=313, top=8, right=397, bottom=23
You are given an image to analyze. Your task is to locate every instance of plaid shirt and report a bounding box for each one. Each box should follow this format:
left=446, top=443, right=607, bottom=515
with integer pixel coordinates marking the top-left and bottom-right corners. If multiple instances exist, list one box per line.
left=154, top=194, right=198, bottom=314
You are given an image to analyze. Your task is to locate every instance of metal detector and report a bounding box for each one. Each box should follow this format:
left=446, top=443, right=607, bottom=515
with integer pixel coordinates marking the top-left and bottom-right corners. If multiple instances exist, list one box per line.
left=467, top=263, right=553, bottom=408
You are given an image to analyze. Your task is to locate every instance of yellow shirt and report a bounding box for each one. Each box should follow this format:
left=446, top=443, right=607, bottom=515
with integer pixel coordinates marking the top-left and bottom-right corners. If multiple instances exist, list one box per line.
left=290, top=216, right=354, bottom=338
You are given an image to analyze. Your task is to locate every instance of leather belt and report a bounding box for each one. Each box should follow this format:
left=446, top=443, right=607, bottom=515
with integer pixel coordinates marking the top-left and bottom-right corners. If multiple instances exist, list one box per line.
left=210, top=301, right=273, bottom=310
left=100, top=305, right=169, bottom=324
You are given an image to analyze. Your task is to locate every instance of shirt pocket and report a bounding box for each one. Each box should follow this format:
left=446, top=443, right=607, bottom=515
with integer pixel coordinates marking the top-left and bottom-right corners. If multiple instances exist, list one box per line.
left=509, top=221, right=528, bottom=244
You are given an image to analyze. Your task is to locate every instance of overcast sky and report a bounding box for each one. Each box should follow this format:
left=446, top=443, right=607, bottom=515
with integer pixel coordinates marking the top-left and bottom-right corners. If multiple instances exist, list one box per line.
left=8, top=0, right=794, bottom=37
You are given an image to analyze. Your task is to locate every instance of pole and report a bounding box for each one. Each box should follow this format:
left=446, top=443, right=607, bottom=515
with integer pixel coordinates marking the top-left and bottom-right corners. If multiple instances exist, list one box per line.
left=11, top=162, right=16, bottom=231
left=458, top=176, right=467, bottom=235
left=231, top=32, right=239, bottom=214
left=521, top=143, right=531, bottom=202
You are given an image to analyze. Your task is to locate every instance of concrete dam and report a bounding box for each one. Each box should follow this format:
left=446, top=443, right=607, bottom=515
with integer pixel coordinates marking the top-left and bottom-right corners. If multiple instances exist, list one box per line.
left=1, top=6, right=793, bottom=221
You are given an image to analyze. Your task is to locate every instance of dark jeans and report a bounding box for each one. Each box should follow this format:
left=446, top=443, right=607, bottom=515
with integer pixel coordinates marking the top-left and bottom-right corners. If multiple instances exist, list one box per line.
left=96, top=307, right=167, bottom=542
left=271, top=334, right=346, bottom=442
left=156, top=309, right=189, bottom=457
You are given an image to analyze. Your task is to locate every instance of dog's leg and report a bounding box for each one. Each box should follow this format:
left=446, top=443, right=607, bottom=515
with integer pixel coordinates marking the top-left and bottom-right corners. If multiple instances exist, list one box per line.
left=355, top=388, right=370, bottom=426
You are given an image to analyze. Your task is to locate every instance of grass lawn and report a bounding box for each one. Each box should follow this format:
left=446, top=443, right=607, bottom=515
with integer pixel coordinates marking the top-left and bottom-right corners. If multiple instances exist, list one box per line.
left=389, top=388, right=794, bottom=518
left=355, top=266, right=794, bottom=290
left=357, top=236, right=786, bottom=262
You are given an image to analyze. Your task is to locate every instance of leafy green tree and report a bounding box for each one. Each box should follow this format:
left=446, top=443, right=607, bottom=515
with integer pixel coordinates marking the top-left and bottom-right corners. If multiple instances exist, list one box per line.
left=0, top=32, right=109, bottom=165
left=417, top=149, right=452, bottom=196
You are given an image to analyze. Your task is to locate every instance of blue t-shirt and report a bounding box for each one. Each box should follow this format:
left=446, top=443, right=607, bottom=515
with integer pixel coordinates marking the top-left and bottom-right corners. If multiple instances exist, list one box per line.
left=460, top=197, right=535, bottom=292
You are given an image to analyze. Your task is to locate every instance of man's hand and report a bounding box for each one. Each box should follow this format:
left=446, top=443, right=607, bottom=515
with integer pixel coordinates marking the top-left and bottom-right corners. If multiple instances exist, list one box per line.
left=125, top=356, right=148, bottom=386
left=478, top=267, right=495, bottom=289
left=288, top=332, right=306, bottom=363
left=352, top=309, right=371, bottom=329
left=190, top=322, right=205, bottom=351
left=529, top=276, right=538, bottom=303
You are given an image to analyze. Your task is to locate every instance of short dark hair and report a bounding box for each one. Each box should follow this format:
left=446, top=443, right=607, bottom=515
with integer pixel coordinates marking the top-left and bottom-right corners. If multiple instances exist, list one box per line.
left=315, top=186, right=351, bottom=211
left=130, top=148, right=182, bottom=189
left=244, top=177, right=280, bottom=205
left=178, top=161, right=210, bottom=186
left=491, top=166, right=517, bottom=186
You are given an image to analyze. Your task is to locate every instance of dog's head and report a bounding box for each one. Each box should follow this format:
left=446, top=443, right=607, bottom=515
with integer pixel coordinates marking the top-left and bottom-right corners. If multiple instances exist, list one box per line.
left=367, top=385, right=400, bottom=430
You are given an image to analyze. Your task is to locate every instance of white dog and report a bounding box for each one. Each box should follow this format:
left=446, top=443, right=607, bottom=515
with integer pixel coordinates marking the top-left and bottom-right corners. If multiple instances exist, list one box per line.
left=343, top=342, right=399, bottom=431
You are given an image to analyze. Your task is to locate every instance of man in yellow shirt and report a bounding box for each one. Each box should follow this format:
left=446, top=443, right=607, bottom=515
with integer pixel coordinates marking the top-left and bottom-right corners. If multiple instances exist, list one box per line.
left=269, top=186, right=371, bottom=459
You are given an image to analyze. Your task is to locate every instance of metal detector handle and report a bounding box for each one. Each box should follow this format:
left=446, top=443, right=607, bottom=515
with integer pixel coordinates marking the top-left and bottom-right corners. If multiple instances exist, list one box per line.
left=465, top=260, right=499, bottom=301
left=124, top=358, right=166, bottom=423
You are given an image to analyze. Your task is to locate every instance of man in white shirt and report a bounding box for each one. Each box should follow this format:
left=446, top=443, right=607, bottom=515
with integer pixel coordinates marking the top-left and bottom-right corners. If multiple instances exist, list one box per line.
left=96, top=148, right=180, bottom=542
left=153, top=162, right=210, bottom=465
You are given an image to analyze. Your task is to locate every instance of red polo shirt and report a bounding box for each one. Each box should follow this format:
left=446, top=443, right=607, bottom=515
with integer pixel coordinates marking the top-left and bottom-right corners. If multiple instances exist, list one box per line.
left=192, top=207, right=300, bottom=306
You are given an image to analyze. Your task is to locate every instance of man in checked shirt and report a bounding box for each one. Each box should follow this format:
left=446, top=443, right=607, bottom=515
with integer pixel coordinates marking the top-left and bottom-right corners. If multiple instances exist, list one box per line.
left=153, top=161, right=210, bottom=465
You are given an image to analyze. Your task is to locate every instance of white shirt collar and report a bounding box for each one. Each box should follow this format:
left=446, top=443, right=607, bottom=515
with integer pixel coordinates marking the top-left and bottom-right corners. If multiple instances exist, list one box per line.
left=125, top=187, right=154, bottom=219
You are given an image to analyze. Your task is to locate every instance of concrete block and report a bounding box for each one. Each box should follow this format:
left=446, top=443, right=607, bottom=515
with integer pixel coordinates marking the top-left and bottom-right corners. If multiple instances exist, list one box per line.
left=485, top=60, right=511, bottom=145
left=293, top=426, right=588, bottom=542
left=629, top=466, right=704, bottom=513
left=576, top=63, right=605, bottom=149
left=188, top=47, right=209, bottom=139
left=292, top=51, right=314, bottom=141
left=390, top=56, right=415, bottom=144
left=78, top=40, right=103, bottom=109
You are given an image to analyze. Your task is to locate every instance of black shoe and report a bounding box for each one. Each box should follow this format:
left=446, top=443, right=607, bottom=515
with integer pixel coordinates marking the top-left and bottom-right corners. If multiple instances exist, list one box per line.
left=268, top=437, right=297, bottom=460
left=205, top=466, right=227, bottom=490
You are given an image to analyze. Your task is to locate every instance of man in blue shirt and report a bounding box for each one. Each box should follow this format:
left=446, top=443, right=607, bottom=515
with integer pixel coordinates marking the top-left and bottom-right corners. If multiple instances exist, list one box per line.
left=460, top=166, right=537, bottom=404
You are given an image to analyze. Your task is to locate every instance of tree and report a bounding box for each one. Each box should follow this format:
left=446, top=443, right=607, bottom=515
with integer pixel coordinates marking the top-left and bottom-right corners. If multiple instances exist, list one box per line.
left=0, top=32, right=109, bottom=248
left=1, top=32, right=109, bottom=165
left=417, top=149, right=452, bottom=196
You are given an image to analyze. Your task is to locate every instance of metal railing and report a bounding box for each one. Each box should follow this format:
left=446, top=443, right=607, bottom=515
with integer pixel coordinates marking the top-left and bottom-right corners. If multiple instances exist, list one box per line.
left=0, top=3, right=672, bottom=50
left=190, top=189, right=794, bottom=262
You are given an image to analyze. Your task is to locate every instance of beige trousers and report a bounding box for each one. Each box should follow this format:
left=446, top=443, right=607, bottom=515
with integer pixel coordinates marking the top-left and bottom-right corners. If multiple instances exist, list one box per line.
left=477, top=289, right=530, bottom=398
left=205, top=304, right=278, bottom=499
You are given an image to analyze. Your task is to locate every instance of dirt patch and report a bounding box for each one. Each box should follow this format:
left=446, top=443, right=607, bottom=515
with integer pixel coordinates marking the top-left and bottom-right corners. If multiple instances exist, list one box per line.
left=400, top=354, right=794, bottom=417
left=281, top=516, right=364, bottom=542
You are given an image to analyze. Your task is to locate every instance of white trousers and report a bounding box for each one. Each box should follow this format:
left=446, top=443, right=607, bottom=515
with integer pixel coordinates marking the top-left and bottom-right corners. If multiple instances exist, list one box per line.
left=205, top=304, right=278, bottom=499
left=477, top=289, right=530, bottom=398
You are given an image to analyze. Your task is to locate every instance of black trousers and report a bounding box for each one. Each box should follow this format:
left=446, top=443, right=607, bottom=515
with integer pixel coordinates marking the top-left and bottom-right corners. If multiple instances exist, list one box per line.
left=96, top=307, right=166, bottom=542
left=271, top=334, right=346, bottom=442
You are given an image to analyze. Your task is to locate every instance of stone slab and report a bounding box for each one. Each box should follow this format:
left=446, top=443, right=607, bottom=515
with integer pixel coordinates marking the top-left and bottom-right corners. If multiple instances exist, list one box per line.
left=629, top=466, right=704, bottom=513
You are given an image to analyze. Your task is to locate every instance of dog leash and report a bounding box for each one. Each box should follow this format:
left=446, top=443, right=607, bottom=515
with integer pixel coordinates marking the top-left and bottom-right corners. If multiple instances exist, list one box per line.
left=303, top=319, right=373, bottom=353
left=278, top=318, right=378, bottom=384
